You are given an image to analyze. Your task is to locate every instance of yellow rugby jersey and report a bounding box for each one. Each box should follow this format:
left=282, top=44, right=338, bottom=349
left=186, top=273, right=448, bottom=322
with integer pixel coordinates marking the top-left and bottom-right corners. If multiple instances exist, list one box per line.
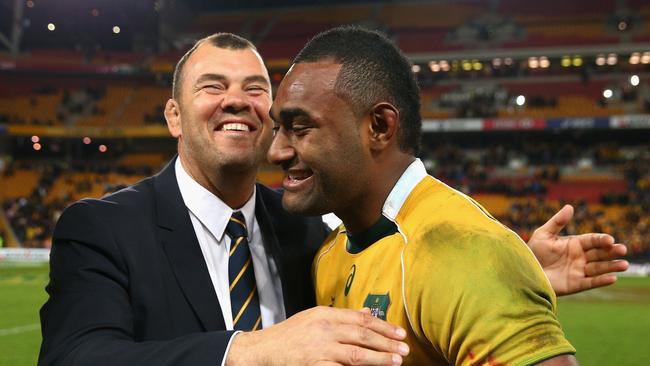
left=313, top=160, right=575, bottom=366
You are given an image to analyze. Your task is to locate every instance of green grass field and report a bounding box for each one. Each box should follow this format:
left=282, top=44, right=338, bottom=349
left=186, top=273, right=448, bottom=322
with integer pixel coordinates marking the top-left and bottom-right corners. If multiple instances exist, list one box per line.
left=1, top=264, right=649, bottom=365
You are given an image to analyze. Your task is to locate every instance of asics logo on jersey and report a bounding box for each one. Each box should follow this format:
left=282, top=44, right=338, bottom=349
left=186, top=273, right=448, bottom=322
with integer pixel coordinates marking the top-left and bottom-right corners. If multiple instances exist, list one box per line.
left=344, top=264, right=356, bottom=296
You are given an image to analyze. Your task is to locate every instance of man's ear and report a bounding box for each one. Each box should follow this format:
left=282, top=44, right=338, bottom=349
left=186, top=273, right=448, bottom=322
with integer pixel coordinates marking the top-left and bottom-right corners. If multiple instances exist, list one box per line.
left=164, top=99, right=182, bottom=138
left=367, top=103, right=399, bottom=151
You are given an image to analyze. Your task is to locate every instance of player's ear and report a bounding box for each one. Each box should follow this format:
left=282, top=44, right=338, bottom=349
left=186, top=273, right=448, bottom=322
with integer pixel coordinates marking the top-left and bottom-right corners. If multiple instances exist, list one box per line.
left=164, top=99, right=182, bottom=138
left=367, top=102, right=399, bottom=151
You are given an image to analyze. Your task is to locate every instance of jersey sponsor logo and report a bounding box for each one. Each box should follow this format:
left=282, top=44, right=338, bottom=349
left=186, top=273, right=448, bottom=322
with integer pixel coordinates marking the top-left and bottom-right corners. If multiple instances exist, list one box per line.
left=363, top=293, right=390, bottom=320
left=344, top=264, right=356, bottom=296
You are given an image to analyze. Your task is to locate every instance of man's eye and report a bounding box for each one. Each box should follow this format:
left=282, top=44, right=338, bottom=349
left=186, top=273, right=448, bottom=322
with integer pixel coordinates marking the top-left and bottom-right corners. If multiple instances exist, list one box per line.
left=203, top=84, right=224, bottom=92
left=247, top=86, right=267, bottom=93
left=291, top=126, right=309, bottom=135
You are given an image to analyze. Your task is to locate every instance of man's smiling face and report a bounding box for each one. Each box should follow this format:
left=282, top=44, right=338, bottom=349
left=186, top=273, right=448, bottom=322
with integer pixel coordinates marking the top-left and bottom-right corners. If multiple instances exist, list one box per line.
left=169, top=43, right=274, bottom=178
left=268, top=61, right=372, bottom=217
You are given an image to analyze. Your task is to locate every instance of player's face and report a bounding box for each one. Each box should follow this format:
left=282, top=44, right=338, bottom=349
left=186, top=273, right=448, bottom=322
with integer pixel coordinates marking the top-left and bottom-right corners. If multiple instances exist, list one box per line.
left=268, top=61, right=371, bottom=216
left=167, top=43, right=273, bottom=178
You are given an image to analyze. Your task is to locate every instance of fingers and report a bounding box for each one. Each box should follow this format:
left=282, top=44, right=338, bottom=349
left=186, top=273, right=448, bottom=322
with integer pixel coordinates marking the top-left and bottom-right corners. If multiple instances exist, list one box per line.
left=585, top=259, right=630, bottom=277
left=326, top=307, right=407, bottom=341
left=578, top=274, right=619, bottom=292
left=585, top=242, right=627, bottom=262
left=335, top=323, right=410, bottom=356
left=537, top=204, right=574, bottom=237
left=309, top=307, right=408, bottom=366
left=578, top=233, right=616, bottom=251
left=327, top=344, right=403, bottom=366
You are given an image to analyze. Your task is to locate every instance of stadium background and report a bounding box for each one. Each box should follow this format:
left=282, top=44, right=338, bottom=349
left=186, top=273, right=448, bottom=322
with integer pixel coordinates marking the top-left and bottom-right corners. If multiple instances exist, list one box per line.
left=0, top=0, right=649, bottom=364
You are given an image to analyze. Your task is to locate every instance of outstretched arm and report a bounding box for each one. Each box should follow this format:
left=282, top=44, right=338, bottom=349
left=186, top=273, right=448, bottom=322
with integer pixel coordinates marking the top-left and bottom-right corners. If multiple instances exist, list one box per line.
left=527, top=204, right=629, bottom=296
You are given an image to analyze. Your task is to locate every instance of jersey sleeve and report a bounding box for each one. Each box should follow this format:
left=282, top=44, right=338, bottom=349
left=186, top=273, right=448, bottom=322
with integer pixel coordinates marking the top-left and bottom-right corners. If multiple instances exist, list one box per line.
left=403, top=222, right=576, bottom=366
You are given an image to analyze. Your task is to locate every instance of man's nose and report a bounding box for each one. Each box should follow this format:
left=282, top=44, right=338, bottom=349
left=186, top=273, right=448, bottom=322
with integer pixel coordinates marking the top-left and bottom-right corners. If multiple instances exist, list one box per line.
left=267, top=128, right=294, bottom=165
left=220, top=89, right=250, bottom=112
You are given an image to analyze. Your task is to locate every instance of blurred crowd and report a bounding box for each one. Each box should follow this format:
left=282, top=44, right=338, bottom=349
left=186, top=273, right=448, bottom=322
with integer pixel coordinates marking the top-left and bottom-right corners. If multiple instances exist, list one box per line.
left=2, top=160, right=152, bottom=248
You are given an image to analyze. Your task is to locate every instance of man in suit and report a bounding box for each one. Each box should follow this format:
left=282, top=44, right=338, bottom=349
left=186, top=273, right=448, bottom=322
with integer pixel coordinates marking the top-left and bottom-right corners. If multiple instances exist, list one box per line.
left=39, top=32, right=627, bottom=366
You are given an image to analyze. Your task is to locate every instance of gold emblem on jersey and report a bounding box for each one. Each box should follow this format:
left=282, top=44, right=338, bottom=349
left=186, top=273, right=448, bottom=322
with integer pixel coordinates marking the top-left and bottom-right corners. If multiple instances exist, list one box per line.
left=344, top=264, right=356, bottom=296
left=363, top=293, right=390, bottom=320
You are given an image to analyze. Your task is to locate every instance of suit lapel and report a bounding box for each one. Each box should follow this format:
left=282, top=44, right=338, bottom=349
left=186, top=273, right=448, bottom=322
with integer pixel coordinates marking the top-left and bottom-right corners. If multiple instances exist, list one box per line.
left=254, top=186, right=299, bottom=317
left=154, top=158, right=226, bottom=331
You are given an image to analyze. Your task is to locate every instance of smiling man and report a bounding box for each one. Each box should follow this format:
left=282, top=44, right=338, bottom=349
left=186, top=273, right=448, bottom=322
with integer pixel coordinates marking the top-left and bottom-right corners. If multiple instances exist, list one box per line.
left=268, top=26, right=589, bottom=365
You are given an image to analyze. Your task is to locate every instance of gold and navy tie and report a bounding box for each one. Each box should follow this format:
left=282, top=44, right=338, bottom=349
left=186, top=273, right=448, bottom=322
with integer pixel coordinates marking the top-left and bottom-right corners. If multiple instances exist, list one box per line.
left=225, top=211, right=262, bottom=331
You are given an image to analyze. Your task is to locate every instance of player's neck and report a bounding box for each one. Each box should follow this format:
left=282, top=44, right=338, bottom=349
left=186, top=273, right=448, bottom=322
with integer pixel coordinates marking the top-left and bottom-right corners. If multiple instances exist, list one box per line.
left=339, top=154, right=415, bottom=235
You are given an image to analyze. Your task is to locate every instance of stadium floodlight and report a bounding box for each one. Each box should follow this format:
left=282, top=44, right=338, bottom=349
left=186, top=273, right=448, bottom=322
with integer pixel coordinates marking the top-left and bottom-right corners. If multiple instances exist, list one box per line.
left=516, top=95, right=526, bottom=106
left=429, top=62, right=440, bottom=72
left=607, top=53, right=618, bottom=65
left=47, top=23, right=55, bottom=31
left=603, top=89, right=613, bottom=99
left=630, top=75, right=640, bottom=86
left=642, top=52, right=650, bottom=64
left=561, top=56, right=571, bottom=67
left=113, top=26, right=121, bottom=34
left=539, top=56, right=550, bottom=68
left=572, top=56, right=583, bottom=67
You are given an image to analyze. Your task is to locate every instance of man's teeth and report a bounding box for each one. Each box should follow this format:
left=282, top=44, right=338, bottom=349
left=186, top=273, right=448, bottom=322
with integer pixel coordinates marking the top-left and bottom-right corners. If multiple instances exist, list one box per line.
left=289, top=172, right=310, bottom=180
left=221, top=123, right=250, bottom=132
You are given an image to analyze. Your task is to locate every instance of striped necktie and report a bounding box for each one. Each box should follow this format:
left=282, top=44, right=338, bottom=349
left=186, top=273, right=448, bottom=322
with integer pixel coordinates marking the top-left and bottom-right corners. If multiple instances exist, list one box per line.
left=225, top=211, right=262, bottom=331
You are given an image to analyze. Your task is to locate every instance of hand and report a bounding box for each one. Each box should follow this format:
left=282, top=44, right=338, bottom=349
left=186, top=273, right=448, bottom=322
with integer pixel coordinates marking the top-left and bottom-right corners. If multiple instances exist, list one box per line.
left=528, top=204, right=629, bottom=296
left=225, top=306, right=409, bottom=366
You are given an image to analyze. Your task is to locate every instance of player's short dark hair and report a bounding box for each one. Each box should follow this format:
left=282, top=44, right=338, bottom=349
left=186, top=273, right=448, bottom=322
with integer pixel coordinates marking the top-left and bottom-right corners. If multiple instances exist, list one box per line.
left=172, top=33, right=256, bottom=101
left=293, top=26, right=421, bottom=155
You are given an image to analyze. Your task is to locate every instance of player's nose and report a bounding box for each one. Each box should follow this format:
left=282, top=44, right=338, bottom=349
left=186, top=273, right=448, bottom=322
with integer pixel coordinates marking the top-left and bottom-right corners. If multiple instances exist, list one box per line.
left=267, top=127, right=294, bottom=166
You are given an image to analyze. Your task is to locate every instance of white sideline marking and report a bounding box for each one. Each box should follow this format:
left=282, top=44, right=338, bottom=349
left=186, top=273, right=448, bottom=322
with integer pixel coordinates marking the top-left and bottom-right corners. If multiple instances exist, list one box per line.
left=0, top=323, right=40, bottom=336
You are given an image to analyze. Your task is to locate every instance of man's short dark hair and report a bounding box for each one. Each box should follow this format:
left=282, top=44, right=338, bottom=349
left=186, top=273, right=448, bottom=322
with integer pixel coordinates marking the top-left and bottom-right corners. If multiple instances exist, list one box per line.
left=293, top=26, right=421, bottom=155
left=172, top=33, right=256, bottom=101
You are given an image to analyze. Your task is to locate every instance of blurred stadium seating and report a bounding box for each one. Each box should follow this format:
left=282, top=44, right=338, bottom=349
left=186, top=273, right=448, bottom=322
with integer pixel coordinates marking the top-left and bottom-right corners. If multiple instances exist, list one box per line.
left=0, top=0, right=648, bottom=263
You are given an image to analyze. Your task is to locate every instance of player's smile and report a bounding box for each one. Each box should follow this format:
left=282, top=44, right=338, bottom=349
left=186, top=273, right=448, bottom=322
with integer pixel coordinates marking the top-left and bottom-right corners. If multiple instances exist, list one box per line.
left=282, top=166, right=314, bottom=191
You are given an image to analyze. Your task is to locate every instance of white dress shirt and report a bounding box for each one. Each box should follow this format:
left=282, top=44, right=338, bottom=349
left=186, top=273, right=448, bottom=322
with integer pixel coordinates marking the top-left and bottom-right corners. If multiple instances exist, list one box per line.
left=174, top=158, right=286, bottom=330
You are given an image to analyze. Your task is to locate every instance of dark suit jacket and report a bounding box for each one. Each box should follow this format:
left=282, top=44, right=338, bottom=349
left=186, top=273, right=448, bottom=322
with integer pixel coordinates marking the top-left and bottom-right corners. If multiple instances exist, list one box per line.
left=39, top=159, right=330, bottom=366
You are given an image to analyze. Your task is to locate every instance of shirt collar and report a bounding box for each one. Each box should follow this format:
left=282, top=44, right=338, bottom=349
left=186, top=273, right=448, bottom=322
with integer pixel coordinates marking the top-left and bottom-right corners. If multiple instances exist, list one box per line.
left=175, top=157, right=256, bottom=242
left=382, top=158, right=428, bottom=220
